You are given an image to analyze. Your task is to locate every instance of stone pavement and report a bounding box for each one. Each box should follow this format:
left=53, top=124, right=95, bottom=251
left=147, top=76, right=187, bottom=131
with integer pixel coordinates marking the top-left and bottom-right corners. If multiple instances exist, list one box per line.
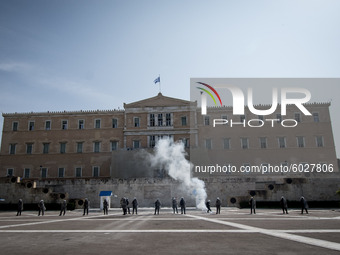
left=0, top=207, right=339, bottom=254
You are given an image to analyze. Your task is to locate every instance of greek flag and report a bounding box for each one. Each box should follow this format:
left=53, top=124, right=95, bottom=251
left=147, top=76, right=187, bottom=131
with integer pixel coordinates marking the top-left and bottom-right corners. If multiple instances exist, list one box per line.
left=154, top=76, right=160, bottom=84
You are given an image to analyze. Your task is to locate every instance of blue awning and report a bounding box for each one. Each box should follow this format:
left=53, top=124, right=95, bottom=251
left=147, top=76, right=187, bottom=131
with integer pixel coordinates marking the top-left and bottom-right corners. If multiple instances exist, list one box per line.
left=99, top=191, right=112, bottom=196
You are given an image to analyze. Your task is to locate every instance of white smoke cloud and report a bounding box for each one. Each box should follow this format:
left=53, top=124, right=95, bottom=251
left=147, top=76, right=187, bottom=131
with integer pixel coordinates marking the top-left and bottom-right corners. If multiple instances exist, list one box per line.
left=146, top=138, right=207, bottom=210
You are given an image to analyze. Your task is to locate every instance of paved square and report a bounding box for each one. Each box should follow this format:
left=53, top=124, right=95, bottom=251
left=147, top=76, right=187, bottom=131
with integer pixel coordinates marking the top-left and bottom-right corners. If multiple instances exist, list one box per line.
left=0, top=208, right=339, bottom=254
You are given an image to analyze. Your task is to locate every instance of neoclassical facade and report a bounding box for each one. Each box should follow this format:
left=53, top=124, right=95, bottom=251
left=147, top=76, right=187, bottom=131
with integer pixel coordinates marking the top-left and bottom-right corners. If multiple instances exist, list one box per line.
left=0, top=93, right=338, bottom=180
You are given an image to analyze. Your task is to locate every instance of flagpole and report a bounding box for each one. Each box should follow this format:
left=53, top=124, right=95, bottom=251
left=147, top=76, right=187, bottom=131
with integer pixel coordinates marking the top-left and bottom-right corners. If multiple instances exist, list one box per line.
left=159, top=74, right=161, bottom=93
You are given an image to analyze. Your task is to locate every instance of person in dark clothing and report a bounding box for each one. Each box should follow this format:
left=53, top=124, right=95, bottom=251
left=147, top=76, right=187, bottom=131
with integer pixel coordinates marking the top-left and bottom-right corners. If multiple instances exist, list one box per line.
left=249, top=197, right=256, bottom=214
left=38, top=200, right=45, bottom=216
left=126, top=198, right=131, bottom=214
left=59, top=200, right=67, bottom=216
left=83, top=198, right=89, bottom=216
left=154, top=199, right=161, bottom=215
left=120, top=197, right=127, bottom=215
left=206, top=200, right=211, bottom=213
left=179, top=197, right=186, bottom=214
left=172, top=197, right=178, bottom=214
left=215, top=197, right=221, bottom=214
left=280, top=196, right=288, bottom=214
left=132, top=197, right=138, bottom=214
left=103, top=199, right=109, bottom=215
left=300, top=196, right=309, bottom=214
left=17, top=199, right=23, bottom=216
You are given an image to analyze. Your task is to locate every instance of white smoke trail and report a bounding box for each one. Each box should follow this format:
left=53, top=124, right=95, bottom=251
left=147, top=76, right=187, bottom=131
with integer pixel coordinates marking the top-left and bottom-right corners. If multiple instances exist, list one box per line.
left=147, top=138, right=207, bottom=210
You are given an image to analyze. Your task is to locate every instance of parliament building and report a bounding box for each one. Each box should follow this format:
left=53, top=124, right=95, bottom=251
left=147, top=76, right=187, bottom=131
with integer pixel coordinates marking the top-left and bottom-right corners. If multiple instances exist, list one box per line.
left=0, top=93, right=339, bottom=207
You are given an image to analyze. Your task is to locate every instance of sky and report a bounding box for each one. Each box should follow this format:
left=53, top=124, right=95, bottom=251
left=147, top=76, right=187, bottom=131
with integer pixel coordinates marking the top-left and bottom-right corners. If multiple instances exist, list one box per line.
left=1, top=0, right=340, bottom=156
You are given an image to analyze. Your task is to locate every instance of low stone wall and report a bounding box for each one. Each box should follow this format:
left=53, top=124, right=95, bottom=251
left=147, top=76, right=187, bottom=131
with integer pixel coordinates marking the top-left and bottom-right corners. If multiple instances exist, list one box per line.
left=0, top=174, right=339, bottom=209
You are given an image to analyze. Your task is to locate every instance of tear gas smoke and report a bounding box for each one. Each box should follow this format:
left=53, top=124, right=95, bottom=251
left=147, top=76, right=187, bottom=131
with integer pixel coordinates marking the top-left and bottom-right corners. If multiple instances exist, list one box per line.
left=146, top=138, right=207, bottom=210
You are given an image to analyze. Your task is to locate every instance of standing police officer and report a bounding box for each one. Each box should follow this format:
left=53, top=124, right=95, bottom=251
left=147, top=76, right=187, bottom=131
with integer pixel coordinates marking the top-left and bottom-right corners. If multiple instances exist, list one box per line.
left=132, top=197, right=138, bottom=215
left=83, top=198, right=89, bottom=216
left=179, top=197, right=186, bottom=214
left=215, top=197, right=221, bottom=214
left=249, top=197, right=256, bottom=214
left=172, top=197, right=178, bottom=214
left=103, top=199, right=109, bottom=215
left=17, top=199, right=23, bottom=216
left=154, top=199, right=161, bottom=215
left=59, top=200, right=67, bottom=216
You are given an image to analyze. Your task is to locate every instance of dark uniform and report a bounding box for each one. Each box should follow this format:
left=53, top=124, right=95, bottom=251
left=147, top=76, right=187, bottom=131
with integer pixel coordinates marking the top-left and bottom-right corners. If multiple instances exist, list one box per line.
left=215, top=197, right=221, bottom=214
left=206, top=200, right=211, bottom=213
left=126, top=198, right=131, bottom=214
left=132, top=197, right=138, bottom=214
left=179, top=197, right=186, bottom=214
left=83, top=198, right=89, bottom=216
left=103, top=199, right=108, bottom=215
left=280, top=196, right=288, bottom=214
left=38, top=200, right=45, bottom=216
left=249, top=197, right=256, bottom=214
left=120, top=197, right=127, bottom=215
left=172, top=197, right=178, bottom=214
left=59, top=200, right=67, bottom=216
left=17, top=199, right=23, bottom=216
left=154, top=199, right=161, bottom=215
left=300, top=196, right=309, bottom=214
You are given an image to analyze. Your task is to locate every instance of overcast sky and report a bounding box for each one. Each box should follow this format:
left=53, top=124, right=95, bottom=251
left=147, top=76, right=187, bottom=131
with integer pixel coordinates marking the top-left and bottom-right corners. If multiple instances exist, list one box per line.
left=1, top=0, right=340, bottom=156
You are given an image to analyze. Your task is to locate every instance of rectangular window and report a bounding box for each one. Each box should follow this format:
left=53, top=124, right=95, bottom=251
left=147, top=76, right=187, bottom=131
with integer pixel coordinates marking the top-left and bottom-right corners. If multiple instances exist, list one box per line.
left=93, top=166, right=100, bottom=177
left=278, top=137, right=286, bottom=148
left=166, top=113, right=171, bottom=126
left=134, top=117, right=140, bottom=127
left=41, top=168, right=48, bottom=178
left=111, top=141, right=118, bottom=151
left=60, top=142, right=66, bottom=154
left=112, top=118, right=118, bottom=128
left=7, top=168, right=14, bottom=177
left=133, top=140, right=140, bottom=149
left=150, top=114, right=155, bottom=127
left=9, top=144, right=16, bottom=155
left=45, top=120, right=51, bottom=130
left=205, top=139, right=212, bottom=149
left=158, top=114, right=163, bottom=126
left=149, top=136, right=156, bottom=148
left=294, top=113, right=301, bottom=123
left=43, top=143, right=49, bottom=154
left=241, top=138, right=248, bottom=149
left=223, top=138, right=230, bottom=150
left=316, top=136, right=324, bottom=147
left=29, top=121, right=34, bottom=131
left=26, top=143, right=33, bottom=154
left=77, top=142, right=83, bottom=153
left=313, top=113, right=320, bottom=123
left=12, top=122, right=18, bottom=131
left=181, top=116, right=187, bottom=126
left=181, top=138, right=189, bottom=148
left=276, top=113, right=282, bottom=123
left=24, top=168, right=30, bottom=178
left=58, top=168, right=65, bottom=178
left=204, top=116, right=210, bottom=126
left=62, top=120, right=68, bottom=130
left=95, top=119, right=101, bottom=129
left=297, top=136, right=305, bottom=148
left=78, top=120, right=84, bottom=129
left=94, top=142, right=100, bottom=153
left=75, top=167, right=82, bottom=177
left=259, top=137, right=267, bottom=149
